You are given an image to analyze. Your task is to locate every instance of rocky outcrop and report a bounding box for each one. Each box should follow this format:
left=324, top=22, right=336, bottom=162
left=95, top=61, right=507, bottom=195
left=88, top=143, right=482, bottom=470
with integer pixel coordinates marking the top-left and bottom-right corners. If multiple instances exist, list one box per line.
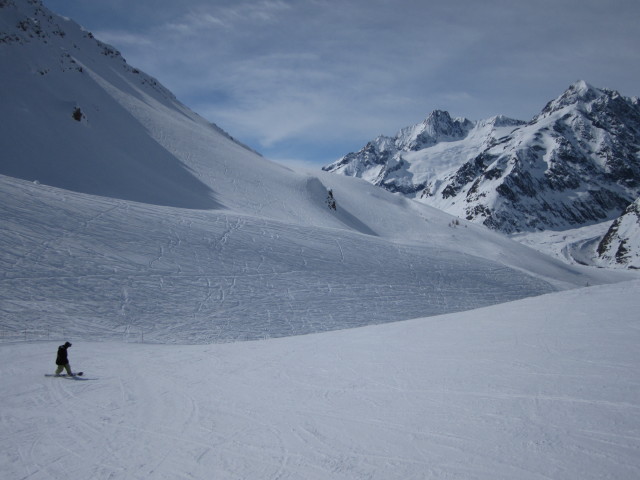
left=596, top=198, right=640, bottom=269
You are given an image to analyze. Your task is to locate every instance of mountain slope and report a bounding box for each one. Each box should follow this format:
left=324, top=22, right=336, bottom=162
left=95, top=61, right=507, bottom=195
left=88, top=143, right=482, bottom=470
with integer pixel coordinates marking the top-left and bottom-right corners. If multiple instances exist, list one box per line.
left=324, top=81, right=640, bottom=234
left=0, top=0, right=228, bottom=208
left=1, top=0, right=317, bottom=221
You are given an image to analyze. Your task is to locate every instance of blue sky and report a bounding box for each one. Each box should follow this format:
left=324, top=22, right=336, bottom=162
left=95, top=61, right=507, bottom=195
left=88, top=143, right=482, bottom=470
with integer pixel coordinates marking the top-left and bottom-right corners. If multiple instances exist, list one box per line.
left=43, top=0, right=640, bottom=168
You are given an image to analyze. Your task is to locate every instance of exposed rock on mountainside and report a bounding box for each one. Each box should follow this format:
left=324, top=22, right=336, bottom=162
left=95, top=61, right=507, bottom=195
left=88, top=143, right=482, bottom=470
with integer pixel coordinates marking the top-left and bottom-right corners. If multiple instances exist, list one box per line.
left=325, top=81, right=640, bottom=234
left=596, top=198, right=640, bottom=269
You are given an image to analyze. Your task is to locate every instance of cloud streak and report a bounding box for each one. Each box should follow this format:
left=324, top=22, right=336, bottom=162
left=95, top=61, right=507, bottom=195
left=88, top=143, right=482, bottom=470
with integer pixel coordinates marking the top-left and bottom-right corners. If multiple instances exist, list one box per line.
left=45, top=0, right=640, bottom=166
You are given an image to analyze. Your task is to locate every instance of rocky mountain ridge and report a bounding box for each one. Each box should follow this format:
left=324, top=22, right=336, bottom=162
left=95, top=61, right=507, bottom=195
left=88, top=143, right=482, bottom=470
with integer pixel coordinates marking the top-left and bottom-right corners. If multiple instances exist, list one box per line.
left=324, top=81, right=640, bottom=236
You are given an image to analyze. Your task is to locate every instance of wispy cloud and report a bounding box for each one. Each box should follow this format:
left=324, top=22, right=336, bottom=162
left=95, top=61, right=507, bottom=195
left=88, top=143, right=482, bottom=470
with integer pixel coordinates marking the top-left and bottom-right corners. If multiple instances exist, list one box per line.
left=167, top=1, right=291, bottom=34
left=93, top=31, right=153, bottom=49
left=47, top=0, right=640, bottom=165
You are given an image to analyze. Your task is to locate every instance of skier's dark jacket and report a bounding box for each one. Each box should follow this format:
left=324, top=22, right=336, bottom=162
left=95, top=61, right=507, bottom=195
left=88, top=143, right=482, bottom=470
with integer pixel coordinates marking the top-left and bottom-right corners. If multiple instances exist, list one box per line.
left=56, top=344, right=69, bottom=365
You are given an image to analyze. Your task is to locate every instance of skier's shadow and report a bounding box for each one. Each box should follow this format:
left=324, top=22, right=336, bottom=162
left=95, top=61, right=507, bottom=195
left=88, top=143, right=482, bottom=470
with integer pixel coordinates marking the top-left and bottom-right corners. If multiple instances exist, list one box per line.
left=45, top=375, right=96, bottom=381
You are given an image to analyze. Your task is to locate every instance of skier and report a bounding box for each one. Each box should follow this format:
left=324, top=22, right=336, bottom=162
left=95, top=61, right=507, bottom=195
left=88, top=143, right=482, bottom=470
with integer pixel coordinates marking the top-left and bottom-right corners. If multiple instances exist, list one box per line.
left=54, top=341, right=76, bottom=376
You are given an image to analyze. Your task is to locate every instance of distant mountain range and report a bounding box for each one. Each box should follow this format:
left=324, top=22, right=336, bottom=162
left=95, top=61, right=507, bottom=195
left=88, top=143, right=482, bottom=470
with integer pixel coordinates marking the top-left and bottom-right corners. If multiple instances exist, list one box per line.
left=323, top=81, right=640, bottom=268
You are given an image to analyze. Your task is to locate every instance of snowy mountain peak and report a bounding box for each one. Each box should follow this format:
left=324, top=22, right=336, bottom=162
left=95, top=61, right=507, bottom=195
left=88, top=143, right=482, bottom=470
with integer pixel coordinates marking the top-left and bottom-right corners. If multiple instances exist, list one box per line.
left=325, top=81, right=640, bottom=239
left=395, top=110, right=474, bottom=150
left=537, top=80, right=606, bottom=117
left=570, top=79, right=599, bottom=96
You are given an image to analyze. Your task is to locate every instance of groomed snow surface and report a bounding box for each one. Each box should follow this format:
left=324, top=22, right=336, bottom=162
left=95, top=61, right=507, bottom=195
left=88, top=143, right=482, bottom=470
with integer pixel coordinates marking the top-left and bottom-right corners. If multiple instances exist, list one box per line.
left=1, top=167, right=638, bottom=479
left=2, top=170, right=638, bottom=479
left=5, top=172, right=627, bottom=345
left=2, top=280, right=640, bottom=480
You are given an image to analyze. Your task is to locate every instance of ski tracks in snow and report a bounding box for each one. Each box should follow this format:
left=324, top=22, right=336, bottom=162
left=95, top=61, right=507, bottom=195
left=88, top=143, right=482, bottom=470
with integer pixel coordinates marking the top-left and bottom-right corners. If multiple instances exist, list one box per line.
left=26, top=345, right=284, bottom=480
left=2, top=283, right=640, bottom=480
left=1, top=176, right=591, bottom=344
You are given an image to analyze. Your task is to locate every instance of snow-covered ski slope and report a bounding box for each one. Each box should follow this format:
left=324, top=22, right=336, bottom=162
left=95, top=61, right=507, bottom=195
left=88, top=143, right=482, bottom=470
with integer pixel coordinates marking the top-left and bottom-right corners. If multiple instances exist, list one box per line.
left=3, top=171, right=635, bottom=343
left=0, top=176, right=554, bottom=341
left=2, top=281, right=640, bottom=479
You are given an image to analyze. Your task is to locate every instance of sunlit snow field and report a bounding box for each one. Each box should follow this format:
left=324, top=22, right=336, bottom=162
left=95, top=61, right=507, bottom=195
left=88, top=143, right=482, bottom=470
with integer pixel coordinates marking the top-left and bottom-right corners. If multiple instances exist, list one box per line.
left=2, top=281, right=640, bottom=479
